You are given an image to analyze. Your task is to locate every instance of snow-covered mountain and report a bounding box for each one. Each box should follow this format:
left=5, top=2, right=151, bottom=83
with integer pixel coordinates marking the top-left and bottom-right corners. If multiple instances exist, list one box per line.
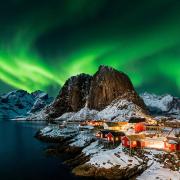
left=141, top=92, right=180, bottom=119
left=97, top=98, right=147, bottom=121
left=55, top=106, right=98, bottom=121
left=0, top=90, right=53, bottom=119
left=51, top=92, right=180, bottom=122
left=4, top=89, right=179, bottom=122
left=46, top=65, right=146, bottom=120
left=52, top=99, right=147, bottom=122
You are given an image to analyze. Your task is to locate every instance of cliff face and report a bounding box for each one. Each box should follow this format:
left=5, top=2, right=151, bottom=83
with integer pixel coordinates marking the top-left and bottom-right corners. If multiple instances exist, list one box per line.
left=87, top=65, right=145, bottom=110
left=47, top=73, right=92, bottom=118
left=47, top=65, right=146, bottom=119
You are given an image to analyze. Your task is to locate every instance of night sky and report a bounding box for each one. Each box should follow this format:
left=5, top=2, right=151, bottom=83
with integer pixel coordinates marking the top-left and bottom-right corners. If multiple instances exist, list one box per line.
left=0, top=0, right=180, bottom=96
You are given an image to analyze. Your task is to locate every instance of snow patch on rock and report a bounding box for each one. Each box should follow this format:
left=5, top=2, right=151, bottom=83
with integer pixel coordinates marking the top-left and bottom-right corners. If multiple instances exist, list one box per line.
left=88, top=146, right=141, bottom=169
left=70, top=131, right=94, bottom=147
left=39, top=125, right=78, bottom=138
left=97, top=99, right=146, bottom=121
left=56, top=106, right=98, bottom=121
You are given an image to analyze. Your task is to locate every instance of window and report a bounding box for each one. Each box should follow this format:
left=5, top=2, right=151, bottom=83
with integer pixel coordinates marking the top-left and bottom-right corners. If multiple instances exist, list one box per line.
left=133, top=141, right=136, bottom=146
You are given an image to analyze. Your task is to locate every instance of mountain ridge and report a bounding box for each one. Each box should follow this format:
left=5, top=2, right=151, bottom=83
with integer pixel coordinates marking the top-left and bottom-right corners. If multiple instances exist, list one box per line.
left=46, top=65, right=147, bottom=120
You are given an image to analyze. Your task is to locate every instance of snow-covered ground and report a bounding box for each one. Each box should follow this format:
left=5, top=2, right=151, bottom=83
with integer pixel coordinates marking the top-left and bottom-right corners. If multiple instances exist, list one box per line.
left=83, top=143, right=180, bottom=179
left=70, top=131, right=94, bottom=147
left=137, top=150, right=180, bottom=180
left=38, top=123, right=180, bottom=179
left=39, top=125, right=78, bottom=138
left=138, top=162, right=180, bottom=180
left=87, top=145, right=142, bottom=169
left=83, top=141, right=103, bottom=156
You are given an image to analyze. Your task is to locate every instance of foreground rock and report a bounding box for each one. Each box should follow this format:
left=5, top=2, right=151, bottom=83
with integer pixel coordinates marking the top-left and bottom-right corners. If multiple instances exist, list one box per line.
left=35, top=125, right=78, bottom=143
left=73, top=146, right=146, bottom=179
left=73, top=164, right=146, bottom=179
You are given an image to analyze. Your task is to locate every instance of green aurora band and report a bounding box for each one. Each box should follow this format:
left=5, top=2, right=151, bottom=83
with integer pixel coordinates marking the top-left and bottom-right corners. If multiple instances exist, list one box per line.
left=0, top=0, right=180, bottom=96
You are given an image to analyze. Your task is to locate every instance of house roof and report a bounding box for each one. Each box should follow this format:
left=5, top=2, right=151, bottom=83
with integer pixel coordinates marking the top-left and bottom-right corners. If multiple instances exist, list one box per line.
left=99, top=130, right=113, bottom=135
left=129, top=117, right=146, bottom=123
left=117, top=122, right=128, bottom=126
left=124, top=134, right=146, bottom=141
left=168, top=140, right=178, bottom=144
left=104, top=122, right=119, bottom=127
left=104, top=121, right=128, bottom=127
left=166, top=137, right=180, bottom=144
left=108, top=131, right=125, bottom=137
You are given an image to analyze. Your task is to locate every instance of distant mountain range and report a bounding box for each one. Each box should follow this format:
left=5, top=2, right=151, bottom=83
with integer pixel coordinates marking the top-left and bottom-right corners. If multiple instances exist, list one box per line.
left=0, top=66, right=179, bottom=120
left=141, top=92, right=180, bottom=119
left=0, top=90, right=53, bottom=119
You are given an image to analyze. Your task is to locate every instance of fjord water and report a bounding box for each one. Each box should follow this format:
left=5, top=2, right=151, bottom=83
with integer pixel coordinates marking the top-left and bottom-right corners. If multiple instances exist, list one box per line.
left=0, top=120, right=79, bottom=180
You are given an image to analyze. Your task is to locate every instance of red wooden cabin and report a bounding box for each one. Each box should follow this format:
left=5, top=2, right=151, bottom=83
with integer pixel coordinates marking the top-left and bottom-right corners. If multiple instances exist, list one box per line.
left=164, top=138, right=180, bottom=152
left=96, top=130, right=110, bottom=139
left=107, top=131, right=125, bottom=142
left=121, top=135, right=145, bottom=148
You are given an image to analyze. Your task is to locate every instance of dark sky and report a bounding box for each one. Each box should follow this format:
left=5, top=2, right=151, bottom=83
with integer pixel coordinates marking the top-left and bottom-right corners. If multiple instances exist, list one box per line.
left=0, top=0, right=180, bottom=96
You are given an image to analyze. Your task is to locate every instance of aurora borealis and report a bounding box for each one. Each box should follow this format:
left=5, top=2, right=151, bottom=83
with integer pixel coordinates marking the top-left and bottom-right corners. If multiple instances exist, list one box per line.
left=0, top=0, right=180, bottom=96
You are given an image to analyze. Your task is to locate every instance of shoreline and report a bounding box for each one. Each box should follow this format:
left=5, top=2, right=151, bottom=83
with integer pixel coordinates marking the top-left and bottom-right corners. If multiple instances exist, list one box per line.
left=35, top=130, right=149, bottom=180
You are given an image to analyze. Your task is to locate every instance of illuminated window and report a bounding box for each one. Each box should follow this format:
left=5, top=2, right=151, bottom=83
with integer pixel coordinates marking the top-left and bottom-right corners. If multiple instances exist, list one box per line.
left=133, top=141, right=136, bottom=146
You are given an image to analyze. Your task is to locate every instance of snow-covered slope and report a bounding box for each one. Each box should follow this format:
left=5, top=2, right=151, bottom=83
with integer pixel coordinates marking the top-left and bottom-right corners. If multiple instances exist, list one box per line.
left=141, top=92, right=180, bottom=118
left=0, top=90, right=53, bottom=119
left=56, top=106, right=99, bottom=121
left=26, top=98, right=147, bottom=121
left=97, top=99, right=147, bottom=121
left=26, top=92, right=180, bottom=121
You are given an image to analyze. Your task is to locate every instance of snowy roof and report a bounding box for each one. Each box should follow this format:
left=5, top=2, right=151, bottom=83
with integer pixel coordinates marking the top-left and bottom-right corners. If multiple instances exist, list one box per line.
left=104, top=122, right=120, bottom=127
left=168, top=140, right=178, bottom=144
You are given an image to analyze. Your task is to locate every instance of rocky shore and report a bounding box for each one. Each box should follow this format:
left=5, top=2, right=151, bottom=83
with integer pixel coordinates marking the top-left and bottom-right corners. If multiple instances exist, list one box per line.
left=73, top=163, right=147, bottom=180
left=35, top=124, right=180, bottom=180
left=35, top=126, right=151, bottom=180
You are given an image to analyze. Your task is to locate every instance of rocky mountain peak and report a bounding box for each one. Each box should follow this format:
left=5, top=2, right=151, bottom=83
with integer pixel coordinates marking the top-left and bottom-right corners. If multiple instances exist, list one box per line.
left=47, top=65, right=146, bottom=119
left=87, top=65, right=145, bottom=111
left=47, top=73, right=92, bottom=118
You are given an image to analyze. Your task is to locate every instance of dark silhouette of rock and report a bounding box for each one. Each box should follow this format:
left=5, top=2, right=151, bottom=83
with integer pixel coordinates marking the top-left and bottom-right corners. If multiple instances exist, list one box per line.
left=47, top=73, right=92, bottom=118
left=47, top=65, right=146, bottom=119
